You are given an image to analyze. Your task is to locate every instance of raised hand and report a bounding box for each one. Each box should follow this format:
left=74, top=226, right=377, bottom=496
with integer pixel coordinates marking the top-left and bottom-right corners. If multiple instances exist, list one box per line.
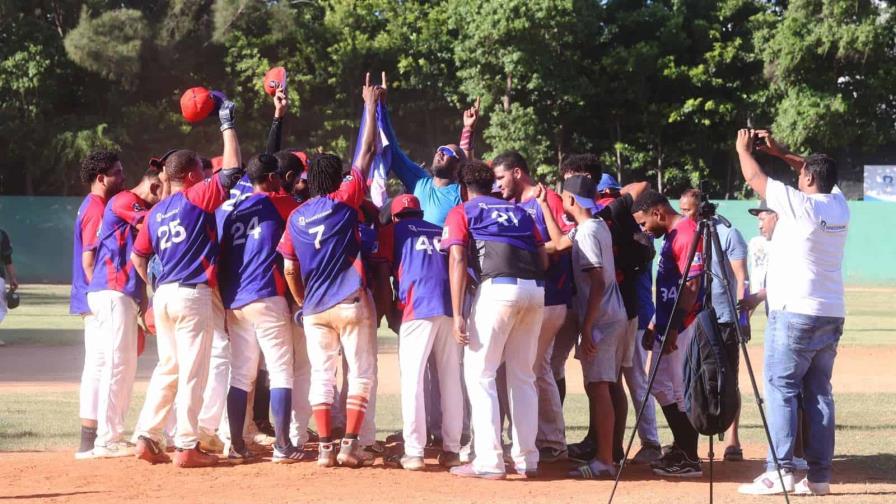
left=735, top=129, right=752, bottom=154
left=362, top=72, right=377, bottom=108
left=463, top=97, right=480, bottom=129
left=273, top=84, right=288, bottom=119
left=218, top=100, right=236, bottom=132
left=754, top=130, right=784, bottom=156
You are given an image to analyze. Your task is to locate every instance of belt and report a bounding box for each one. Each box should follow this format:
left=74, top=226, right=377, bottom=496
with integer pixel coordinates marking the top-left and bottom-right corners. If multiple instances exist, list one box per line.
left=178, top=282, right=207, bottom=290
left=491, top=277, right=544, bottom=288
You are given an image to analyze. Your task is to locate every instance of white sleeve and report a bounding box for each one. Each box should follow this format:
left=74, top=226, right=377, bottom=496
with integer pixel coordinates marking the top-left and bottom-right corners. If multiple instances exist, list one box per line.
left=765, top=178, right=808, bottom=222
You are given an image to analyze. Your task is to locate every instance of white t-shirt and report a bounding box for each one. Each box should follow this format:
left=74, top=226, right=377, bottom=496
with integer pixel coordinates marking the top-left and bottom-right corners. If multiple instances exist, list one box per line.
left=765, top=179, right=849, bottom=317
left=569, top=218, right=627, bottom=339
left=748, top=235, right=770, bottom=292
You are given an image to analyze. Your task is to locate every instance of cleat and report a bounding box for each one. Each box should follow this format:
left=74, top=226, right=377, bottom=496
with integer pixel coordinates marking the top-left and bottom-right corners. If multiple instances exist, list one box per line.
left=174, top=445, right=218, bottom=468
left=317, top=442, right=336, bottom=467
left=135, top=436, right=170, bottom=464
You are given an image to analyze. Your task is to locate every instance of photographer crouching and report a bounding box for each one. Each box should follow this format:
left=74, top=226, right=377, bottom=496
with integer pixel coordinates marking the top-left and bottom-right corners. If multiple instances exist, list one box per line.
left=735, top=129, right=850, bottom=496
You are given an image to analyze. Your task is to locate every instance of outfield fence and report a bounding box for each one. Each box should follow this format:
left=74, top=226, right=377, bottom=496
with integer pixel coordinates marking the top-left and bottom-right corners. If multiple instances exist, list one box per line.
left=1, top=196, right=894, bottom=284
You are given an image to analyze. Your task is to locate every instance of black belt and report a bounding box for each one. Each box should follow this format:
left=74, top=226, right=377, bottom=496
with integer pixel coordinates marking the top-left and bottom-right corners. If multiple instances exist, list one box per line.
left=491, top=277, right=545, bottom=287
left=178, top=282, right=206, bottom=290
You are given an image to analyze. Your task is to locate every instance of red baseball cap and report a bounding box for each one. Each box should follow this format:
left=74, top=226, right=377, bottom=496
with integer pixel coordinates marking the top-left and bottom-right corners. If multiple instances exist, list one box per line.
left=180, top=86, right=215, bottom=123
left=264, top=66, right=287, bottom=96
left=391, top=194, right=422, bottom=217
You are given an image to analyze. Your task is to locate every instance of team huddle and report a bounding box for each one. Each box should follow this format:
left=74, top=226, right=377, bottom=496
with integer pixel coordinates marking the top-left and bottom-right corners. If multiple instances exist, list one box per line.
left=66, top=70, right=842, bottom=488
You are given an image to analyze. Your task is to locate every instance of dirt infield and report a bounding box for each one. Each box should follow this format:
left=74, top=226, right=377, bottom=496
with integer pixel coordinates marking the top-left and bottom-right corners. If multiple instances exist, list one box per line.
left=1, top=447, right=894, bottom=504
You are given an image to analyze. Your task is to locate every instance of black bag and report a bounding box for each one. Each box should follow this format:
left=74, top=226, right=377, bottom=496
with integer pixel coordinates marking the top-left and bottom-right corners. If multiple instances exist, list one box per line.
left=683, top=308, right=741, bottom=435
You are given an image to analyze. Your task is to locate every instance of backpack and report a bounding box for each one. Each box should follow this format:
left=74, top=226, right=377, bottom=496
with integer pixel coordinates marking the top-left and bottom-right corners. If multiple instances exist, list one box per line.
left=683, top=307, right=741, bottom=435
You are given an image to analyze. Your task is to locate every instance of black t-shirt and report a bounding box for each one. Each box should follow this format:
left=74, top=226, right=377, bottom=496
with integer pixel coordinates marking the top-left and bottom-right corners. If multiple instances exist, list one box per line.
left=0, top=229, right=12, bottom=281
left=597, top=194, right=645, bottom=320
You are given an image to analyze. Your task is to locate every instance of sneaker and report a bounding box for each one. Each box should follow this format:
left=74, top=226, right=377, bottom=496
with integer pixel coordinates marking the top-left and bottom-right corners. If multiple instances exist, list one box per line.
left=793, top=456, right=809, bottom=471
left=273, top=445, right=308, bottom=464
left=737, top=470, right=795, bottom=495
left=650, top=445, right=679, bottom=469
left=438, top=451, right=462, bottom=468
left=306, top=428, right=320, bottom=443
left=74, top=449, right=96, bottom=460
left=336, top=438, right=374, bottom=468
left=227, top=444, right=256, bottom=465
left=567, top=440, right=596, bottom=463
left=538, top=446, right=568, bottom=463
left=318, top=442, right=336, bottom=467
left=199, top=432, right=225, bottom=453
left=632, top=444, right=663, bottom=465
left=135, top=436, right=170, bottom=464
left=400, top=455, right=425, bottom=471
left=449, top=463, right=506, bottom=480
left=93, top=441, right=134, bottom=458
left=364, top=442, right=385, bottom=455
left=794, top=477, right=830, bottom=496
left=174, top=446, right=218, bottom=468
left=568, top=459, right=617, bottom=479
left=459, top=443, right=474, bottom=464
left=652, top=450, right=703, bottom=478
left=385, top=431, right=403, bottom=444
left=253, top=432, right=276, bottom=447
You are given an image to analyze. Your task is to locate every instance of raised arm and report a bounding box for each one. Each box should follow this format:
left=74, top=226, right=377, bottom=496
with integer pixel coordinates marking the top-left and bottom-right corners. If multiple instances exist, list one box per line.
left=219, top=100, right=242, bottom=182
left=264, top=85, right=288, bottom=154
left=755, top=130, right=805, bottom=173
left=736, top=129, right=768, bottom=199
left=460, top=98, right=480, bottom=160
left=536, top=184, right=572, bottom=253
left=354, top=73, right=382, bottom=180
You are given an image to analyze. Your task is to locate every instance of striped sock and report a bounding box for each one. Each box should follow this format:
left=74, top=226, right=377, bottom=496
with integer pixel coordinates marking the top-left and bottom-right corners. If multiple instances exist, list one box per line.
left=345, top=395, right=368, bottom=436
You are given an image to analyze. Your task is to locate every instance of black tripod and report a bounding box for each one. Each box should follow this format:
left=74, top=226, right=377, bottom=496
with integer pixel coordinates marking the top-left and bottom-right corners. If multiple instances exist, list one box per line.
left=608, top=198, right=790, bottom=504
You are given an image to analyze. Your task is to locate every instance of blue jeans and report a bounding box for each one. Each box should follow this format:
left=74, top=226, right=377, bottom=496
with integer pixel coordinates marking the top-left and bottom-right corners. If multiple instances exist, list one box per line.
left=764, top=310, right=843, bottom=482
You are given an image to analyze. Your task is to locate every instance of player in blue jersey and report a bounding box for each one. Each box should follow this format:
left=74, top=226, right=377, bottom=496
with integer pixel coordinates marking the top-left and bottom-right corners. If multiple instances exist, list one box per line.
left=72, top=151, right=125, bottom=460
left=85, top=166, right=162, bottom=458
left=278, top=75, right=382, bottom=468
left=441, top=160, right=548, bottom=479
left=217, top=153, right=303, bottom=463
left=375, top=194, right=462, bottom=471
left=130, top=98, right=244, bottom=468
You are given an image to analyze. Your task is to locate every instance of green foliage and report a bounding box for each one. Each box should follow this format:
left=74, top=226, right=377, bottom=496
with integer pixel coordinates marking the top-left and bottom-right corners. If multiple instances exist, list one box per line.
left=63, top=7, right=150, bottom=87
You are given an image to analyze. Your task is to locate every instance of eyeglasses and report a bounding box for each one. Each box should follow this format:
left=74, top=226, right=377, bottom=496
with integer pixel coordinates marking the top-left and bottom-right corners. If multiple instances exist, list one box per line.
left=437, top=146, right=460, bottom=160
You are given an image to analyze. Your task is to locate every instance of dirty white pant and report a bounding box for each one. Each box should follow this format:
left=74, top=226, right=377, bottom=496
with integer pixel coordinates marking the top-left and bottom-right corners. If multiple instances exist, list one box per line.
left=198, top=289, right=229, bottom=436
left=290, top=320, right=312, bottom=446
left=227, top=296, right=294, bottom=392
left=79, top=313, right=102, bottom=421
left=534, top=304, right=567, bottom=451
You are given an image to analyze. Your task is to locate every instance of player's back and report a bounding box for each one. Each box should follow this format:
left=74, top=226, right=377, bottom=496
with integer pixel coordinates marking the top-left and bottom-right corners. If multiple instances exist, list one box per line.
left=145, top=190, right=219, bottom=287
left=390, top=218, right=451, bottom=321
left=88, top=190, right=149, bottom=300
left=70, top=193, right=105, bottom=315
left=218, top=192, right=295, bottom=309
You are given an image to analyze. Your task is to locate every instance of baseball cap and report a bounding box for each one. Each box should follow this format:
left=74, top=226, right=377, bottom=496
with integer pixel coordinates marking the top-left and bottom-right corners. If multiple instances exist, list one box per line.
left=563, top=175, right=599, bottom=213
left=597, top=173, right=622, bottom=192
left=391, top=194, right=422, bottom=218
left=180, top=87, right=215, bottom=124
left=747, top=200, right=775, bottom=216
left=264, top=66, right=287, bottom=96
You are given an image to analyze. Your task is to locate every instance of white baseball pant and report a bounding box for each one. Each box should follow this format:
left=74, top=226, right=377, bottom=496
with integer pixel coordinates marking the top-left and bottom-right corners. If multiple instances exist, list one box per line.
left=466, top=278, right=544, bottom=474
left=304, top=290, right=375, bottom=408
left=534, top=304, right=567, bottom=451
left=399, top=315, right=462, bottom=457
left=227, top=296, right=294, bottom=392
left=134, top=283, right=214, bottom=449
left=86, top=290, right=139, bottom=446
left=623, top=328, right=660, bottom=446
left=650, top=323, right=697, bottom=411
left=290, top=320, right=312, bottom=447
left=78, top=313, right=103, bottom=421
left=549, top=308, right=579, bottom=382
left=198, top=289, right=229, bottom=437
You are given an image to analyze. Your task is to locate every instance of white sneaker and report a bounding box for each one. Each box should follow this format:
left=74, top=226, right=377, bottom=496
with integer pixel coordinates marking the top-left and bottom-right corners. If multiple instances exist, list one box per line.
left=738, top=470, right=794, bottom=495
left=793, top=456, right=809, bottom=471
left=74, top=449, right=96, bottom=460
left=794, top=477, right=830, bottom=496
left=93, top=441, right=135, bottom=458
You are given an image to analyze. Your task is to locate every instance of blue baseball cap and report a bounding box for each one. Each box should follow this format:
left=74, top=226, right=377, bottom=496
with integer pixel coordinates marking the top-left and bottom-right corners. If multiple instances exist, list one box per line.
left=563, top=175, right=600, bottom=214
left=597, top=173, right=622, bottom=192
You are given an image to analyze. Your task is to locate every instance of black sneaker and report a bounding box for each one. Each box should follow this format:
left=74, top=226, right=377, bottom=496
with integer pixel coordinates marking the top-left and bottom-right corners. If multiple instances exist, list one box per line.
left=652, top=451, right=703, bottom=478
left=650, top=445, right=679, bottom=469
left=567, top=441, right=596, bottom=463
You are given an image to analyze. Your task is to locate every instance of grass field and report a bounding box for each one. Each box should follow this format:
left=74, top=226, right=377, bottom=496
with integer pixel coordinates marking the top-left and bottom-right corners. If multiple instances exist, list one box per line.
left=0, top=285, right=894, bottom=481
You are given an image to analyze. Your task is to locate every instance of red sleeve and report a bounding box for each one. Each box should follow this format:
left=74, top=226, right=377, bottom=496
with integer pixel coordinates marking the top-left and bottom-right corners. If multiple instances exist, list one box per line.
left=439, top=205, right=469, bottom=250
left=532, top=224, right=545, bottom=246
left=112, top=192, right=147, bottom=227
left=81, top=202, right=104, bottom=251
left=373, top=224, right=395, bottom=265
left=545, top=189, right=573, bottom=233
left=185, top=176, right=227, bottom=213
left=673, top=222, right=703, bottom=280
left=133, top=222, right=153, bottom=257
left=268, top=193, right=299, bottom=221
left=331, top=168, right=365, bottom=210
left=277, top=212, right=298, bottom=261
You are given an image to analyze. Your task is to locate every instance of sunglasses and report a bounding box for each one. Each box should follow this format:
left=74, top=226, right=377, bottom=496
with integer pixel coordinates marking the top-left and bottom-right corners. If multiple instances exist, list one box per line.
left=437, top=146, right=460, bottom=160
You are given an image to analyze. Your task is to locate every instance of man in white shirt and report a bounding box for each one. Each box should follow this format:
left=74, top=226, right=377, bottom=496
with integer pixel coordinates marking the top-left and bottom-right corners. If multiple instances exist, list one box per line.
left=735, top=130, right=849, bottom=497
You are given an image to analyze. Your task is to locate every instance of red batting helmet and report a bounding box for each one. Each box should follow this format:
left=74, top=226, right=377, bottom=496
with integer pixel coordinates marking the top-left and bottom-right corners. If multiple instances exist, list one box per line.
left=264, top=67, right=287, bottom=96
left=180, top=87, right=215, bottom=124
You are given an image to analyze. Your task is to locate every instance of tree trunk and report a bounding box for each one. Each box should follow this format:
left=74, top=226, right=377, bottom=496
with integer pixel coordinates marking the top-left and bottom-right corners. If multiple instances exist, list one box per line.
left=556, top=123, right=565, bottom=174
left=656, top=138, right=664, bottom=194
left=502, top=73, right=512, bottom=112
left=615, top=120, right=623, bottom=182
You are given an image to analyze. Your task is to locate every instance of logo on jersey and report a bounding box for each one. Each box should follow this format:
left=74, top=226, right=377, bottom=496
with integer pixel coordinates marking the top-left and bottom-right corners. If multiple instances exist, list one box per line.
left=298, top=216, right=306, bottom=225
left=820, top=220, right=847, bottom=233
left=133, top=202, right=145, bottom=212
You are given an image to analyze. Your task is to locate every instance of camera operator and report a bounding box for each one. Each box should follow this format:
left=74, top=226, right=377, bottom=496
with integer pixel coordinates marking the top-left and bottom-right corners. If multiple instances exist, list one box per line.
left=735, top=130, right=849, bottom=496
left=678, top=188, right=750, bottom=462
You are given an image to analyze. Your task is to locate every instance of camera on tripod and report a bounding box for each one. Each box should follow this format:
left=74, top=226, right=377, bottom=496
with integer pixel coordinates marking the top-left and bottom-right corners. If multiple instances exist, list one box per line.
left=697, top=180, right=717, bottom=220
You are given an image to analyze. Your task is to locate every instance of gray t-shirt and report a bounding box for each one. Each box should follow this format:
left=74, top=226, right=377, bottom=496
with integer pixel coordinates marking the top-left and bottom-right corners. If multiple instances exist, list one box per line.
left=710, top=218, right=747, bottom=323
left=569, top=218, right=627, bottom=335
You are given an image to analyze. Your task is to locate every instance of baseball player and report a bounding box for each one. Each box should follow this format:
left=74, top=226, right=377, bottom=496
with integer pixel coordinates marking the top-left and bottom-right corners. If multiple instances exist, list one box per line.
left=376, top=194, right=462, bottom=471
left=85, top=166, right=163, bottom=457
left=631, top=190, right=705, bottom=477
left=441, top=160, right=548, bottom=479
left=278, top=76, right=381, bottom=468
left=71, top=151, right=125, bottom=460
left=129, top=99, right=243, bottom=468
left=218, top=153, right=303, bottom=463
left=491, top=151, right=573, bottom=462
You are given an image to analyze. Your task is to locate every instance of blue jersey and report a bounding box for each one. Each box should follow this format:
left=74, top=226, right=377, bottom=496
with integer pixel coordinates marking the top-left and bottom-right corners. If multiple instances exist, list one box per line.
left=133, top=177, right=227, bottom=287
left=70, top=194, right=106, bottom=314
left=88, top=190, right=150, bottom=301
left=655, top=217, right=704, bottom=334
left=278, top=169, right=367, bottom=316
left=377, top=218, right=451, bottom=321
left=218, top=192, right=297, bottom=309
left=518, top=190, right=573, bottom=306
left=440, top=195, right=544, bottom=282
